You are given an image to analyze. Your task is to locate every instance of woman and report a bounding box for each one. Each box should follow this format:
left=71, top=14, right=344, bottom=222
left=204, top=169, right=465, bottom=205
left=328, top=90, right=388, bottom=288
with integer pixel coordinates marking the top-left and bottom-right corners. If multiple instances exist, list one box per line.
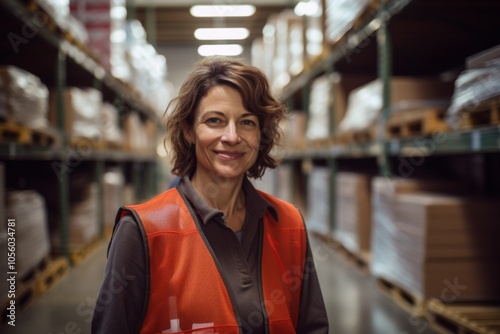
left=92, top=56, right=329, bottom=333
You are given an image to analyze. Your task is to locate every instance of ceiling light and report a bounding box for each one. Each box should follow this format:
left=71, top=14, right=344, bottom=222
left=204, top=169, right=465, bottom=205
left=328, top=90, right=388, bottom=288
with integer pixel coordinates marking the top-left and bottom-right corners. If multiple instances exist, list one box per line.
left=190, top=5, right=256, bottom=17
left=294, top=1, right=320, bottom=17
left=198, top=44, right=243, bottom=56
left=194, top=28, right=250, bottom=41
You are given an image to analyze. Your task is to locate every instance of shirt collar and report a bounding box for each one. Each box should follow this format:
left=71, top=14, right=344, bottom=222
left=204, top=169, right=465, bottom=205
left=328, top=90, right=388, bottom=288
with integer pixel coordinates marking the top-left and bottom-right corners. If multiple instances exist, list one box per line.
left=178, top=175, right=278, bottom=225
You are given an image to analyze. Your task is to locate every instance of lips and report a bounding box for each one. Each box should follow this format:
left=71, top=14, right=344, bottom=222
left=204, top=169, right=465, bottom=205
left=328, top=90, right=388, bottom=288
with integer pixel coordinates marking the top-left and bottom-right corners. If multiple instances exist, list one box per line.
left=215, top=150, right=245, bottom=160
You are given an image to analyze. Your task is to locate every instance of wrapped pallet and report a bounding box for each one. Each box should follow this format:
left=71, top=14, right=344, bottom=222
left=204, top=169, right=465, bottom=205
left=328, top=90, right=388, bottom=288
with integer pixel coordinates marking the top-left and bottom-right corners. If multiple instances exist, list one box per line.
left=0, top=66, right=50, bottom=129
left=271, top=10, right=302, bottom=93
left=371, top=177, right=500, bottom=301
left=6, top=190, right=51, bottom=280
left=101, top=102, right=124, bottom=147
left=446, top=45, right=500, bottom=129
left=49, top=87, right=103, bottom=141
left=325, top=0, right=372, bottom=44
left=103, top=168, right=125, bottom=230
left=334, top=172, right=371, bottom=256
left=306, top=166, right=331, bottom=235
left=303, top=0, right=324, bottom=62
left=338, top=77, right=454, bottom=135
left=280, top=110, right=307, bottom=149
left=306, top=75, right=334, bottom=140
left=51, top=182, right=100, bottom=251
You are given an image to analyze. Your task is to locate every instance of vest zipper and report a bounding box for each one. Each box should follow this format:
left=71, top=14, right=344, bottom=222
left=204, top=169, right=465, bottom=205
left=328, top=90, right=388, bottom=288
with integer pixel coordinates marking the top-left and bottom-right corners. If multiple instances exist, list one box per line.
left=257, top=221, right=270, bottom=334
left=178, top=189, right=244, bottom=332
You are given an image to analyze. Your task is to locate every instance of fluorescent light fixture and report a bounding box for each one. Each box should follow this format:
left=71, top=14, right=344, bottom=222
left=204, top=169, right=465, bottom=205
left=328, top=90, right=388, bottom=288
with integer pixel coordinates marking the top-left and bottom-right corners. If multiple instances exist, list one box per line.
left=194, top=28, right=250, bottom=40
left=190, top=5, right=256, bottom=17
left=198, top=44, right=243, bottom=56
left=294, top=1, right=320, bottom=17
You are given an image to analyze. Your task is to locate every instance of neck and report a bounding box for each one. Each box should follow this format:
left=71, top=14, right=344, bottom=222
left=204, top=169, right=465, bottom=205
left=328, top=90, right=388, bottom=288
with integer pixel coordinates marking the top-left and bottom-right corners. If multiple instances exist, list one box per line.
left=190, top=172, right=246, bottom=220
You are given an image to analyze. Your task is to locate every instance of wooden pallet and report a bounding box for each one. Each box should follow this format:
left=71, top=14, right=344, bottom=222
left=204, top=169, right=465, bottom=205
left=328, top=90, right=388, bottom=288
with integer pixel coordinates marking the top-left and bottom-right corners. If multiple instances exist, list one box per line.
left=426, top=299, right=500, bottom=334
left=334, top=242, right=371, bottom=276
left=69, top=136, right=106, bottom=151
left=36, top=257, right=70, bottom=294
left=334, top=126, right=377, bottom=144
left=0, top=122, right=59, bottom=146
left=1, top=279, right=38, bottom=324
left=457, top=97, right=500, bottom=130
left=69, top=237, right=103, bottom=265
left=375, top=277, right=427, bottom=317
left=386, top=108, right=451, bottom=139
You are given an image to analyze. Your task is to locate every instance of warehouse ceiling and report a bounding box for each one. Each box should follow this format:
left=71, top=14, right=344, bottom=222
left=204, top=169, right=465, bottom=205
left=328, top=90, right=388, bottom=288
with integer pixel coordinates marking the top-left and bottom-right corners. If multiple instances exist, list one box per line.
left=131, top=1, right=295, bottom=48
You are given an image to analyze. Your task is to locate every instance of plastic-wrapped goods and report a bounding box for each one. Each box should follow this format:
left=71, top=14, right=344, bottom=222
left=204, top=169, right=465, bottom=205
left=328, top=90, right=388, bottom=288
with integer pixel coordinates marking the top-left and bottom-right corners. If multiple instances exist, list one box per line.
left=103, top=168, right=125, bottom=229
left=325, top=0, right=371, bottom=44
left=51, top=183, right=99, bottom=250
left=334, top=172, right=371, bottom=255
left=288, top=19, right=304, bottom=76
left=123, top=112, right=155, bottom=152
left=253, top=168, right=277, bottom=196
left=123, top=20, right=171, bottom=116
left=6, top=190, right=51, bottom=280
left=271, top=10, right=302, bottom=93
left=446, top=63, right=500, bottom=129
left=274, top=163, right=293, bottom=203
left=371, top=177, right=500, bottom=301
left=338, top=77, right=454, bottom=134
left=306, top=166, right=331, bottom=235
left=306, top=75, right=333, bottom=140
left=101, top=102, right=124, bottom=145
left=261, top=14, right=278, bottom=87
left=0, top=66, right=50, bottom=129
left=251, top=37, right=266, bottom=73
left=36, top=0, right=89, bottom=46
left=281, top=110, right=307, bottom=149
left=70, top=0, right=127, bottom=73
left=49, top=87, right=103, bottom=140
left=303, top=0, right=324, bottom=61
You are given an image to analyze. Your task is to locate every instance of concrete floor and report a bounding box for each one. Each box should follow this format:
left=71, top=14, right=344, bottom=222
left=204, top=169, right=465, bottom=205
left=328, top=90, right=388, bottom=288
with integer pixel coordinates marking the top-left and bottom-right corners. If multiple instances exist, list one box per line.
left=1, top=235, right=436, bottom=334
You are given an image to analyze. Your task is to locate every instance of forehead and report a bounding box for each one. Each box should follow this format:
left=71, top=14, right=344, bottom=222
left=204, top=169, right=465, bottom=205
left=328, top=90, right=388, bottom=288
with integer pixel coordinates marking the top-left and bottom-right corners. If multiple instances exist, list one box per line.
left=195, top=85, right=256, bottom=118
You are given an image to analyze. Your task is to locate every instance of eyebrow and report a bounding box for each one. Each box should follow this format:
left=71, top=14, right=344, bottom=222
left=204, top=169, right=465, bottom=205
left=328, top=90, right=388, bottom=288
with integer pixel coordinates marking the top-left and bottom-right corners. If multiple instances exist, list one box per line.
left=201, top=111, right=257, bottom=118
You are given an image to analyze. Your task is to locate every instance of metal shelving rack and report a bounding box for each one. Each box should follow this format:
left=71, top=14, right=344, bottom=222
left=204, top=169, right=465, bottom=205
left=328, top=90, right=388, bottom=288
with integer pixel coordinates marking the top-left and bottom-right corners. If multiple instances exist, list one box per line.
left=279, top=0, right=500, bottom=234
left=0, top=0, right=162, bottom=258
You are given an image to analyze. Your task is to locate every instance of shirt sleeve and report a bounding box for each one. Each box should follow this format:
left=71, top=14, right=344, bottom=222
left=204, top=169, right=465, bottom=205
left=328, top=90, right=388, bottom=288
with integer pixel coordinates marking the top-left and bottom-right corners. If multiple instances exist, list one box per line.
left=295, top=233, right=330, bottom=333
left=91, top=215, right=147, bottom=334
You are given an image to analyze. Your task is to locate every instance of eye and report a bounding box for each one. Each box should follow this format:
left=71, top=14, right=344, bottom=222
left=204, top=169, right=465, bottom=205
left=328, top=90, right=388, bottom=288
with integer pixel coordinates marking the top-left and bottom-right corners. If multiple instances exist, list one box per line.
left=241, top=119, right=257, bottom=127
left=206, top=117, right=221, bottom=124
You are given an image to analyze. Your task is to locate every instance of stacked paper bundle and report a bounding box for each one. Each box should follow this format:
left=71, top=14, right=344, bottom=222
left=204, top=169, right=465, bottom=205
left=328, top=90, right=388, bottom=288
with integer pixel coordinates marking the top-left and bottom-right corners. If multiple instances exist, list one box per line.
left=371, top=177, right=500, bottom=301
left=6, top=190, right=51, bottom=280
left=306, top=166, right=331, bottom=235
left=334, top=172, right=371, bottom=255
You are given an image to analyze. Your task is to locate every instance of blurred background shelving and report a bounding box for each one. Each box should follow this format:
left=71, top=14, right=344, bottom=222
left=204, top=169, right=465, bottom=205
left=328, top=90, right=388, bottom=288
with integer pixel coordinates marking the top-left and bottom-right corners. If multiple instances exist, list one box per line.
left=1, top=0, right=500, bottom=333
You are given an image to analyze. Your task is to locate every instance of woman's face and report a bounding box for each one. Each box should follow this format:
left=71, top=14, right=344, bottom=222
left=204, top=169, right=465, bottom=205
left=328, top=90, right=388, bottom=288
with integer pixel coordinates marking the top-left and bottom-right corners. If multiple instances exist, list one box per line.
left=186, top=85, right=261, bottom=181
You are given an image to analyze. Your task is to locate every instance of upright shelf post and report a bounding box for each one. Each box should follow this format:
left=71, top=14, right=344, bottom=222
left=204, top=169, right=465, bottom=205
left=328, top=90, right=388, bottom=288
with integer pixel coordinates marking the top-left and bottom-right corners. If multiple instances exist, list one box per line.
left=377, top=1, right=393, bottom=178
left=55, top=46, right=69, bottom=258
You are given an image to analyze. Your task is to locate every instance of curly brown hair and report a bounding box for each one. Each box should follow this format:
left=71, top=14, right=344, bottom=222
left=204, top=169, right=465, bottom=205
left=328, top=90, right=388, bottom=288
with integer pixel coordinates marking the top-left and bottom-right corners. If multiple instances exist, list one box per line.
left=165, top=56, right=287, bottom=179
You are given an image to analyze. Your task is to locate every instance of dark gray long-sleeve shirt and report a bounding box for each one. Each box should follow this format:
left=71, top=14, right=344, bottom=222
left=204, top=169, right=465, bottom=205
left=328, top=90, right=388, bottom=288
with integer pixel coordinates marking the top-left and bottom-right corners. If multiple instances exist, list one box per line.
left=92, top=176, right=329, bottom=333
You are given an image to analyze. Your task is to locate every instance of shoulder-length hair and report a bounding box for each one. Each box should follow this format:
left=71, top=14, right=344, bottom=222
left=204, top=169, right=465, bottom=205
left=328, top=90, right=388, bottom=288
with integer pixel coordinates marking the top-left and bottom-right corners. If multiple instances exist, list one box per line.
left=165, top=56, right=287, bottom=179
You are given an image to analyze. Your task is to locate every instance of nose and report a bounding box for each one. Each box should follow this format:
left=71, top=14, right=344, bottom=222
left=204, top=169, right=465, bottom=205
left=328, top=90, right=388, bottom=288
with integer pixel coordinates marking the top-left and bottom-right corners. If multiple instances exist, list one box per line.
left=221, top=122, right=241, bottom=144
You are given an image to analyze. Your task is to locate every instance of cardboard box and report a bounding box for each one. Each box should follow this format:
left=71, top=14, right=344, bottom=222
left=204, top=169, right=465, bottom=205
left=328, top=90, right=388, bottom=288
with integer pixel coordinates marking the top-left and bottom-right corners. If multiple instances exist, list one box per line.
left=338, top=77, right=454, bottom=133
left=49, top=87, right=103, bottom=140
left=371, top=177, right=500, bottom=301
left=334, top=172, right=371, bottom=254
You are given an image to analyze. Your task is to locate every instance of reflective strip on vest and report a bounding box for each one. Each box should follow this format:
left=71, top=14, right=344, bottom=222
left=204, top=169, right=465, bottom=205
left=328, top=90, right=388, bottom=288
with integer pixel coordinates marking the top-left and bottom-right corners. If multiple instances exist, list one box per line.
left=117, top=188, right=306, bottom=333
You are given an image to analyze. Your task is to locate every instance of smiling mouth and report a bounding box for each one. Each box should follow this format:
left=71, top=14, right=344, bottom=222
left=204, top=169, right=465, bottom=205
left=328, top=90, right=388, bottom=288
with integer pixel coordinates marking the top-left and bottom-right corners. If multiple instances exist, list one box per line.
left=215, top=151, right=245, bottom=160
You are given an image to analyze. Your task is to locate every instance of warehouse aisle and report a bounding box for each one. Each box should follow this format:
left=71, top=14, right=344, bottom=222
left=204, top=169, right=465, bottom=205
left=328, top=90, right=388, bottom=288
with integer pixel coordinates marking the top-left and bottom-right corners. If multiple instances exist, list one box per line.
left=1, top=234, right=436, bottom=334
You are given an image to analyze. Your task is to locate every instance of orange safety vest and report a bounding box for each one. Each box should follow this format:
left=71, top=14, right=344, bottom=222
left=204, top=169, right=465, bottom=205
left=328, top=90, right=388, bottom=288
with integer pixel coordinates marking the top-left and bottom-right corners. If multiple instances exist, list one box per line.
left=116, top=187, right=307, bottom=334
